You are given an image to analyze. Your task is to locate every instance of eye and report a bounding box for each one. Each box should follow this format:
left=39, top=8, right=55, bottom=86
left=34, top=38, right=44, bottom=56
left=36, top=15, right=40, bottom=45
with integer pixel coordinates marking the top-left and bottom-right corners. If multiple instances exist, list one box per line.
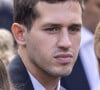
left=68, top=25, right=81, bottom=34
left=43, top=27, right=61, bottom=34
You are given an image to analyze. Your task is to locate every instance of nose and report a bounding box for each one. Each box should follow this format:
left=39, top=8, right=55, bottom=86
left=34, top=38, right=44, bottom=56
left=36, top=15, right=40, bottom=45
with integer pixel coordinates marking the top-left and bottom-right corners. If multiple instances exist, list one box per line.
left=57, top=29, right=72, bottom=49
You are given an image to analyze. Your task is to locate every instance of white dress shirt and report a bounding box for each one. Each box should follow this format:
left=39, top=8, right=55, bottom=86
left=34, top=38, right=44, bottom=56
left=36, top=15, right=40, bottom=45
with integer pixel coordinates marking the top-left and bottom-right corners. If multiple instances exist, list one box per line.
left=80, top=27, right=100, bottom=90
left=28, top=71, right=60, bottom=90
left=0, top=0, right=13, bottom=7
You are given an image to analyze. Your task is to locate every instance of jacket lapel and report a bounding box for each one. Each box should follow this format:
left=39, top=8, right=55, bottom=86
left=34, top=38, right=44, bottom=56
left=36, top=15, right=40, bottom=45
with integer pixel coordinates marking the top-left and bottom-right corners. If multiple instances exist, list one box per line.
left=8, top=54, right=34, bottom=90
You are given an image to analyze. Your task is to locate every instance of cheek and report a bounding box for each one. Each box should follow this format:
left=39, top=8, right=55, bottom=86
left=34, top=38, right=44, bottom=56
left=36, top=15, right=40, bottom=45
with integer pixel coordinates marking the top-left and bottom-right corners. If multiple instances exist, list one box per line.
left=71, top=34, right=81, bottom=59
left=30, top=36, right=56, bottom=58
left=71, top=34, right=81, bottom=50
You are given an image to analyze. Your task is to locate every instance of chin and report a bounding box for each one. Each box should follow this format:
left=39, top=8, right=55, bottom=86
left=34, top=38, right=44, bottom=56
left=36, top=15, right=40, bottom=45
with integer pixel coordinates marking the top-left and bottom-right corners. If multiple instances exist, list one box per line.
left=60, top=70, right=72, bottom=77
left=60, top=66, right=74, bottom=76
left=51, top=68, right=73, bottom=77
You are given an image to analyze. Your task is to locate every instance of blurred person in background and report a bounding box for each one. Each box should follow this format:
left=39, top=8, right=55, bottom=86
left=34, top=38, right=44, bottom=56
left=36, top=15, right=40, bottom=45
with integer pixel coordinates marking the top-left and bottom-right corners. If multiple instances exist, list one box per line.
left=0, top=59, right=14, bottom=90
left=0, top=0, right=13, bottom=32
left=0, top=28, right=15, bottom=65
left=0, top=0, right=18, bottom=49
left=61, top=0, right=100, bottom=90
left=94, top=22, right=100, bottom=72
left=94, top=22, right=100, bottom=90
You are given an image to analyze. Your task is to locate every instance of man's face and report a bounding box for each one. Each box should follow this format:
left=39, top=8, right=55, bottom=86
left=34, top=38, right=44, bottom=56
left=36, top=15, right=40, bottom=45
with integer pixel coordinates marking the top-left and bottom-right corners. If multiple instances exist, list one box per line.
left=25, top=1, right=82, bottom=77
left=84, top=0, right=100, bottom=32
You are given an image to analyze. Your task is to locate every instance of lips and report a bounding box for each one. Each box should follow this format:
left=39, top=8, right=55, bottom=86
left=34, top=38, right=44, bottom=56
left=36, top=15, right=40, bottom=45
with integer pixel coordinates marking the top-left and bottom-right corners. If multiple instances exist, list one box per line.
left=54, top=53, right=73, bottom=64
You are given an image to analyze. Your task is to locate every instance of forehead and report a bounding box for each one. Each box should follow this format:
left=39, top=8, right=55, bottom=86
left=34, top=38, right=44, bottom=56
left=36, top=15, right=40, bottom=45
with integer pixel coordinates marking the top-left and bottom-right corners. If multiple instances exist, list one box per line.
left=36, top=1, right=81, bottom=12
left=35, top=1, right=82, bottom=25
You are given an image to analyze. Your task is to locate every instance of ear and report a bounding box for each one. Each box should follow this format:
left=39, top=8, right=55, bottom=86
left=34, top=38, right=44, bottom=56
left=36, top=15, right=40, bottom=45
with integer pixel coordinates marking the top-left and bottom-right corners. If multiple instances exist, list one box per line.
left=11, top=23, right=26, bottom=45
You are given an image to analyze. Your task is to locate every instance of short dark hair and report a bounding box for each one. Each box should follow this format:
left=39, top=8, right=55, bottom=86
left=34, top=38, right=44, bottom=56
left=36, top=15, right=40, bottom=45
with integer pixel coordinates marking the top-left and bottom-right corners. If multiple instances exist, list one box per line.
left=14, top=0, right=83, bottom=30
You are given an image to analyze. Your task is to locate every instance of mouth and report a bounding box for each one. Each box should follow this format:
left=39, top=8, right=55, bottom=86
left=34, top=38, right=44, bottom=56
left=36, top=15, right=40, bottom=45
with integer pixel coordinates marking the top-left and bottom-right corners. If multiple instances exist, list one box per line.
left=54, top=53, right=73, bottom=64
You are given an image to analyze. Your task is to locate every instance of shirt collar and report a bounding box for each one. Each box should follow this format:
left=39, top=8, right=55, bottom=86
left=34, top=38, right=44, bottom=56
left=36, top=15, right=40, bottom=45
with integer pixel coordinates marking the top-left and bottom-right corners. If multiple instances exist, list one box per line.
left=80, top=27, right=94, bottom=47
left=28, top=71, right=60, bottom=90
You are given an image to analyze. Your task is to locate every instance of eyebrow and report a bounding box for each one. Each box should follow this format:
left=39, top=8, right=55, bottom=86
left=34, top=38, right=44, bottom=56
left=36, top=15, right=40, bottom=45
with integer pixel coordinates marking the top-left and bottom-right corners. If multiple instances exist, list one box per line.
left=41, top=23, right=82, bottom=28
left=68, top=23, right=82, bottom=28
left=41, top=23, right=63, bottom=28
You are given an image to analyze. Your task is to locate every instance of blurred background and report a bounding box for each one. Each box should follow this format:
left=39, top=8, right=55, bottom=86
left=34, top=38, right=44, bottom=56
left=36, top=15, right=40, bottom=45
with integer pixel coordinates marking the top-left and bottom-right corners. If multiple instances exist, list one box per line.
left=0, top=0, right=13, bottom=32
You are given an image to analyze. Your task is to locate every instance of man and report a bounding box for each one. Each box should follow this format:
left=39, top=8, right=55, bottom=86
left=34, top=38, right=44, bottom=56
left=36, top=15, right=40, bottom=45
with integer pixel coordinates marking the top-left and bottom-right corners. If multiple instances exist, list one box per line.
left=8, top=0, right=82, bottom=90
left=61, top=0, right=100, bottom=90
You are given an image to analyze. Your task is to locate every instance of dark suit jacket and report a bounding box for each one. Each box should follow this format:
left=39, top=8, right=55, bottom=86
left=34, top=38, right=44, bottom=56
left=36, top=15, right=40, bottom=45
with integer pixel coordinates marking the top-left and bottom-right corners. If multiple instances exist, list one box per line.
left=61, top=54, right=90, bottom=90
left=8, top=55, right=67, bottom=90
